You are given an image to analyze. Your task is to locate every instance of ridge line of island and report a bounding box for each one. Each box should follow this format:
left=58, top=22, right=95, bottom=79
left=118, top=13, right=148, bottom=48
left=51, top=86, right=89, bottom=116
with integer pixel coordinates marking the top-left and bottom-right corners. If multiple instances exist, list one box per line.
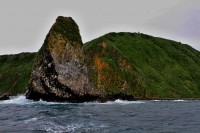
left=1, top=16, right=200, bottom=102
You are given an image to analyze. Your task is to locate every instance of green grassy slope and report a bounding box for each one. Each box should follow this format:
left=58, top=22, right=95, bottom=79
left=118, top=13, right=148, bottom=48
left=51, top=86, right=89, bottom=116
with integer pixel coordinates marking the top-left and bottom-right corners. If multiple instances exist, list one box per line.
left=84, top=32, right=200, bottom=99
left=1, top=32, right=200, bottom=99
left=0, top=52, right=36, bottom=95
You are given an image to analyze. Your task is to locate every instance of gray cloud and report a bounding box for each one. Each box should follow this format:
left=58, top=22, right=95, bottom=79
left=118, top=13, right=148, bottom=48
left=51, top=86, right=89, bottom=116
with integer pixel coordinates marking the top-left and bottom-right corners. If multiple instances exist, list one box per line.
left=0, top=0, right=200, bottom=55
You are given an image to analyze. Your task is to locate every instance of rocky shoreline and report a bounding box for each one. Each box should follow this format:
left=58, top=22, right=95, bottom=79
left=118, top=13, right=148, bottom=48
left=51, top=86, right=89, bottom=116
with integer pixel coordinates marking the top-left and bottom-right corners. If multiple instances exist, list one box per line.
left=2, top=93, right=200, bottom=102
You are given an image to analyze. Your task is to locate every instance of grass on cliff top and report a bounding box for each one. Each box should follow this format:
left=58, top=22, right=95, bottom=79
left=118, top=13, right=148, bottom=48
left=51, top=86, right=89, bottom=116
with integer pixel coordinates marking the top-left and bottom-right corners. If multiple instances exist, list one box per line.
left=51, top=16, right=82, bottom=44
left=35, top=16, right=83, bottom=63
left=84, top=32, right=200, bottom=98
left=0, top=52, right=36, bottom=95
left=1, top=32, right=200, bottom=99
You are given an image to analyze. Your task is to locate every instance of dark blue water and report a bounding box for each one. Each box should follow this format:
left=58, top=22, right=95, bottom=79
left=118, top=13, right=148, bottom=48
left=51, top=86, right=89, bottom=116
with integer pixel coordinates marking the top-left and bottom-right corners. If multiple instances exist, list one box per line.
left=0, top=96, right=200, bottom=133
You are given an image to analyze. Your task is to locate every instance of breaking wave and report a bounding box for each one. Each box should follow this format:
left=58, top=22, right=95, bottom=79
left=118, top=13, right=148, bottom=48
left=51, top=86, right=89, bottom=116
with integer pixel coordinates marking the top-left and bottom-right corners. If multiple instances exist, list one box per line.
left=0, top=95, right=30, bottom=105
left=152, top=99, right=186, bottom=102
left=0, top=95, right=72, bottom=105
left=0, top=95, right=146, bottom=105
left=103, top=99, right=145, bottom=105
left=0, top=95, right=189, bottom=105
left=1, top=95, right=191, bottom=106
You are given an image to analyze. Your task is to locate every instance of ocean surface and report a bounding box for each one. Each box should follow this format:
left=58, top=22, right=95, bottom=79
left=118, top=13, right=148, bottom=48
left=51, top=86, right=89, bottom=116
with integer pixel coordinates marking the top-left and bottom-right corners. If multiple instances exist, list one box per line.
left=0, top=96, right=200, bottom=133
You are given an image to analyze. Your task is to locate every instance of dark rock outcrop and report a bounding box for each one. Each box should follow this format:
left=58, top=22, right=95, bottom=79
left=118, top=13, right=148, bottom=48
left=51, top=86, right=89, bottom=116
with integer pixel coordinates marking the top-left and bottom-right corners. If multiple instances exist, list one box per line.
left=0, top=94, right=9, bottom=100
left=26, top=16, right=100, bottom=102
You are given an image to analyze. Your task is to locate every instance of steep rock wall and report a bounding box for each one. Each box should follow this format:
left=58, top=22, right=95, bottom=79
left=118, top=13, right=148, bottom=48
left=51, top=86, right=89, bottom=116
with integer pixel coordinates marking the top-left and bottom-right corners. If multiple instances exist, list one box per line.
left=26, top=16, right=99, bottom=102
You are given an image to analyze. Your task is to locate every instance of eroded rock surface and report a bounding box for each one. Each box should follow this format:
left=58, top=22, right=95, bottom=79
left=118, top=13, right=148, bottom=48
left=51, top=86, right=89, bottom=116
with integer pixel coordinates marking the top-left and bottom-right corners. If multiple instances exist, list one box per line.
left=26, top=16, right=99, bottom=102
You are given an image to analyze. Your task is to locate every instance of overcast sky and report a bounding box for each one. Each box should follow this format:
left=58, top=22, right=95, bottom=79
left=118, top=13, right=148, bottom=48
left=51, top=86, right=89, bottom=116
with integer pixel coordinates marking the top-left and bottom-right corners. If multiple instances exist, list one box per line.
left=1, top=0, right=200, bottom=55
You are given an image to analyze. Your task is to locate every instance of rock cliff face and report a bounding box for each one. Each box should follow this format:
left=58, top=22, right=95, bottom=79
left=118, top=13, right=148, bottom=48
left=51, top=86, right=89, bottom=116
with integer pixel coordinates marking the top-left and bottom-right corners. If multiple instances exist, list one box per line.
left=4, top=16, right=200, bottom=101
left=84, top=32, right=200, bottom=99
left=26, top=16, right=100, bottom=102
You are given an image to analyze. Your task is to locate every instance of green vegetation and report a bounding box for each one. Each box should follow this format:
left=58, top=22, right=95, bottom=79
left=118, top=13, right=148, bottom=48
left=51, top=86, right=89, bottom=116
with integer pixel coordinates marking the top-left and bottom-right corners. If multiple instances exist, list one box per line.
left=35, top=16, right=82, bottom=63
left=51, top=16, right=82, bottom=44
left=1, top=32, right=200, bottom=99
left=0, top=52, right=36, bottom=95
left=84, top=32, right=200, bottom=99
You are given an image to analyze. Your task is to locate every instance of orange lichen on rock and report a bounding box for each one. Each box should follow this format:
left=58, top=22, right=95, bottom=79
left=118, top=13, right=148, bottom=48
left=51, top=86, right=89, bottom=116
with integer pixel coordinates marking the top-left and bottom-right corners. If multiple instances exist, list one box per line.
left=94, top=54, right=110, bottom=88
left=94, top=54, right=127, bottom=93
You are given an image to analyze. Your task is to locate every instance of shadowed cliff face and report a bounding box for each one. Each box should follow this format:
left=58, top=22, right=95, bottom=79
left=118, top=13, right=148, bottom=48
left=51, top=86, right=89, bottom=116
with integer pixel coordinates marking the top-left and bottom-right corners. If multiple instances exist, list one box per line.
left=26, top=16, right=99, bottom=102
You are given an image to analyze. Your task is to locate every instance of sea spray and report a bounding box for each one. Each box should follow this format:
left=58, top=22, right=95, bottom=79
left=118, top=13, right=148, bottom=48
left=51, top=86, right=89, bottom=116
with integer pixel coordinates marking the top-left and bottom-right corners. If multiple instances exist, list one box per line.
left=0, top=95, right=146, bottom=105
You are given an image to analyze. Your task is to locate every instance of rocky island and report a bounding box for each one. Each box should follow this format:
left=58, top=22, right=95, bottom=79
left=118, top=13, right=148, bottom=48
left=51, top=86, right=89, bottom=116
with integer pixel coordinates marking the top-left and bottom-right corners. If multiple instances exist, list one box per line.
left=26, top=16, right=134, bottom=102
left=26, top=17, right=101, bottom=102
left=1, top=16, right=200, bottom=102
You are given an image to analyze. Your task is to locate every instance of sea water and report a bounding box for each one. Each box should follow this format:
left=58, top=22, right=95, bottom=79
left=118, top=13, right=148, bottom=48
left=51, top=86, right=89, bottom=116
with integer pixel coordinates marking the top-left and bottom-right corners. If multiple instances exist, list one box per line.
left=0, top=96, right=200, bottom=133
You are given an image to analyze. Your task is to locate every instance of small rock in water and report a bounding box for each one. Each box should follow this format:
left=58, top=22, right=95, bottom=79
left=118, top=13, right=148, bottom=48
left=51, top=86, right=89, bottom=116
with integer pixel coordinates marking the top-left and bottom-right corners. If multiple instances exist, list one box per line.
left=0, top=94, right=9, bottom=100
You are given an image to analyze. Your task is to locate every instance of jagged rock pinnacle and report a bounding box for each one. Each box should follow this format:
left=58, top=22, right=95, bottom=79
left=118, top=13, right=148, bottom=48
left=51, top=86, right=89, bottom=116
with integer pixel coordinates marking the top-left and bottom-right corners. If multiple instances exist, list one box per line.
left=26, top=16, right=98, bottom=102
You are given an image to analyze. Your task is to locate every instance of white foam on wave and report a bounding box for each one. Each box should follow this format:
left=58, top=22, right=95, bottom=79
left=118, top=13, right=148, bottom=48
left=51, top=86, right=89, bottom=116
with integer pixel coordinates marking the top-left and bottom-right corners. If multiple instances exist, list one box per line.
left=152, top=100, right=161, bottom=102
left=0, top=95, right=31, bottom=105
left=84, top=99, right=145, bottom=105
left=0, top=95, right=145, bottom=105
left=173, top=99, right=185, bottom=102
left=24, top=117, right=38, bottom=123
left=36, top=100, right=71, bottom=105
left=43, top=122, right=107, bottom=133
left=44, top=123, right=83, bottom=133
left=107, top=99, right=145, bottom=104
left=0, top=95, right=72, bottom=105
left=152, top=99, right=187, bottom=102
